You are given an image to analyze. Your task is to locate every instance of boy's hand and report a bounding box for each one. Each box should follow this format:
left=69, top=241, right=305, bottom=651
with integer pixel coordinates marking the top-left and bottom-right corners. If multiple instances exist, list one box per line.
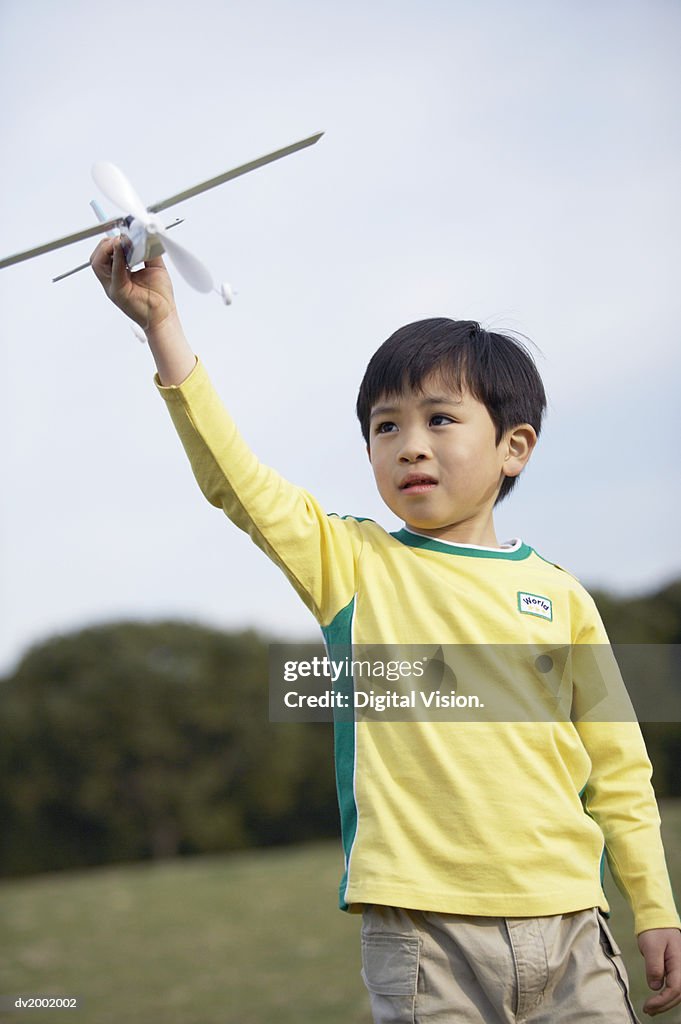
left=638, top=927, right=681, bottom=1016
left=90, top=236, right=177, bottom=332
left=90, top=235, right=196, bottom=386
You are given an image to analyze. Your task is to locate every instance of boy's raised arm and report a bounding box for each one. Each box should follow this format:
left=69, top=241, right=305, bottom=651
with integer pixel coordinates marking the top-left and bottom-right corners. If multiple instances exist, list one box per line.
left=90, top=237, right=196, bottom=386
left=89, top=236, right=362, bottom=626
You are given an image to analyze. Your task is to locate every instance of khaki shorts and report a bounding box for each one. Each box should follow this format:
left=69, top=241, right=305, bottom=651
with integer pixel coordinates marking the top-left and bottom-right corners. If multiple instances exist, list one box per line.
left=361, top=904, right=641, bottom=1023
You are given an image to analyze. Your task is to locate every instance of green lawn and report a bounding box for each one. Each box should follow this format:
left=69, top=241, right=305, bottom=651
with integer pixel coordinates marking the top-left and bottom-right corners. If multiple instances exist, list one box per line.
left=0, top=841, right=371, bottom=1024
left=1, top=801, right=680, bottom=1023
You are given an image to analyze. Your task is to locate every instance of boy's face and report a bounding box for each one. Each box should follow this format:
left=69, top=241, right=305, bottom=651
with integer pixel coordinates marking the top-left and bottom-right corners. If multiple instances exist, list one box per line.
left=367, top=373, right=535, bottom=544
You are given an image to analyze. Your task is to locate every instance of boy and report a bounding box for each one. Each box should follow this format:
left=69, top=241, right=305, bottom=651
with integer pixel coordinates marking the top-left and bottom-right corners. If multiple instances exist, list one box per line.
left=92, top=237, right=680, bottom=1022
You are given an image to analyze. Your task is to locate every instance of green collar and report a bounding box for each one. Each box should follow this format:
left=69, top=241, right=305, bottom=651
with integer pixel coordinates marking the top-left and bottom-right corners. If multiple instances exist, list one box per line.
left=391, top=528, right=533, bottom=560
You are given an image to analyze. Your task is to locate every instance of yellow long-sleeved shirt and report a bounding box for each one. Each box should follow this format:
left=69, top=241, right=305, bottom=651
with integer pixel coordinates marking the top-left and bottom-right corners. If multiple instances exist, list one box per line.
left=156, top=357, right=680, bottom=934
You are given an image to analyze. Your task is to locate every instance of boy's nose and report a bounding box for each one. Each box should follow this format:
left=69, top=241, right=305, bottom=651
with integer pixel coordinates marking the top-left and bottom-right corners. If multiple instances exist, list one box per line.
left=398, top=436, right=432, bottom=463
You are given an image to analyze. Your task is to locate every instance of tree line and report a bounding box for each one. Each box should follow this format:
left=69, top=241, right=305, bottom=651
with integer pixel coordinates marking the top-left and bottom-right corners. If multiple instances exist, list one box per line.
left=1, top=578, right=679, bottom=877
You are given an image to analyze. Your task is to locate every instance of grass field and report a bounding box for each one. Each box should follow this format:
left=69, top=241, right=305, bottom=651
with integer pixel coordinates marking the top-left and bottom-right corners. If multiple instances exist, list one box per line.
left=1, top=801, right=680, bottom=1023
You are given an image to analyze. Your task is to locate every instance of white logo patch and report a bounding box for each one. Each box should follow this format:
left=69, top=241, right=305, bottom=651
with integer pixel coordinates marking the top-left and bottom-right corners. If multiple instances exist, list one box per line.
left=517, top=592, right=553, bottom=621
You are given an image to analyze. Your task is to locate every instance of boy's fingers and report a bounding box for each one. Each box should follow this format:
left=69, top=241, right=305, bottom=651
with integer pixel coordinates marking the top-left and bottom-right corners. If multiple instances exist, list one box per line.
left=143, top=255, right=167, bottom=271
left=90, top=237, right=114, bottom=282
left=644, top=990, right=681, bottom=1016
left=645, top=954, right=666, bottom=991
left=642, top=936, right=681, bottom=1015
left=110, top=238, right=130, bottom=293
left=656, top=951, right=681, bottom=1010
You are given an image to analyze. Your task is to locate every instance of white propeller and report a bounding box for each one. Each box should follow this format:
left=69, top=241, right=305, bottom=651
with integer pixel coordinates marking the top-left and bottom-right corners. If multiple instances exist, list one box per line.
left=158, top=231, right=213, bottom=293
left=91, top=162, right=148, bottom=221
left=91, top=161, right=214, bottom=293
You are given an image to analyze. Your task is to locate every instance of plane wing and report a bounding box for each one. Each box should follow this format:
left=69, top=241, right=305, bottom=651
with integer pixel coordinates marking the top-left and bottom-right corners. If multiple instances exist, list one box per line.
left=148, top=131, right=324, bottom=214
left=0, top=131, right=324, bottom=272
left=0, top=217, right=124, bottom=270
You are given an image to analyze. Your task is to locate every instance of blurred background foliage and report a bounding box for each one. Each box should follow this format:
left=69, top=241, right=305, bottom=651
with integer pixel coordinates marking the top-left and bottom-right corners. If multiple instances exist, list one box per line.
left=0, top=624, right=337, bottom=877
left=591, top=578, right=681, bottom=801
left=1, top=578, right=679, bottom=878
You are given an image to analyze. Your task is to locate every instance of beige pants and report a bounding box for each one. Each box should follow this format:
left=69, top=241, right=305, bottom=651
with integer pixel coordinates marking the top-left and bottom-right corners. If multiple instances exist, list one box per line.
left=361, top=905, right=641, bottom=1023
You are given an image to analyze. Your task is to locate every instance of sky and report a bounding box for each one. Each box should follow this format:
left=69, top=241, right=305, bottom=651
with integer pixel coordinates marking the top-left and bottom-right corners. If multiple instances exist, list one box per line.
left=0, top=0, right=679, bottom=676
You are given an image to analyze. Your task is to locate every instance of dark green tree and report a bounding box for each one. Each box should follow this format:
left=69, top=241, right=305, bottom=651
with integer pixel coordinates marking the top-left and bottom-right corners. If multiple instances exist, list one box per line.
left=0, top=622, right=337, bottom=876
left=591, top=579, right=681, bottom=798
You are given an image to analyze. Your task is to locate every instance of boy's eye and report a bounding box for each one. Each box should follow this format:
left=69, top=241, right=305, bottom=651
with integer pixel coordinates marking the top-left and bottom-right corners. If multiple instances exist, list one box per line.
left=375, top=421, right=397, bottom=434
left=430, top=414, right=454, bottom=426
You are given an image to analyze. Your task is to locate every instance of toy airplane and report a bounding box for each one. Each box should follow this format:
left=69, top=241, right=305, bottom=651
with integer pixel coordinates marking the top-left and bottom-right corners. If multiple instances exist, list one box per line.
left=0, top=131, right=324, bottom=303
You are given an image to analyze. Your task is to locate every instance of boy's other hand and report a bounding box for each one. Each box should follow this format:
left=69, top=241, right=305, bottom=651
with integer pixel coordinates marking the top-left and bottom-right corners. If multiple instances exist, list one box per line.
left=638, top=927, right=681, bottom=1016
left=90, top=237, right=177, bottom=333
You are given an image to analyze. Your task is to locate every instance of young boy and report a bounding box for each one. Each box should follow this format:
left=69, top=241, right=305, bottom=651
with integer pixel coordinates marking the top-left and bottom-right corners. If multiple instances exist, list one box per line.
left=92, top=237, right=681, bottom=1022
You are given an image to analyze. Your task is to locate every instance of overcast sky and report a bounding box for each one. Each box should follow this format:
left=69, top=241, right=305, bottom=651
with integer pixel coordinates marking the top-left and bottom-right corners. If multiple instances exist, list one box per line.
left=1, top=0, right=679, bottom=676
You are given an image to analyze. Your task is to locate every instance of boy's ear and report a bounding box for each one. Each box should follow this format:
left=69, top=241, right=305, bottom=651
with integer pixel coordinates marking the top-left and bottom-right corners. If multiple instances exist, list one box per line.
left=502, top=424, right=537, bottom=479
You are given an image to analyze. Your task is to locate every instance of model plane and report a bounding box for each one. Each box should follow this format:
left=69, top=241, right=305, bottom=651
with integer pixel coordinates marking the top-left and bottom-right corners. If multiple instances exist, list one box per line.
left=0, top=131, right=323, bottom=303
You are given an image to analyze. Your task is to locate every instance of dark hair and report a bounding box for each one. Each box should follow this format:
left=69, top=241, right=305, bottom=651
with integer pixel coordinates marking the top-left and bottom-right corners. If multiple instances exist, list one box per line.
left=356, top=318, right=547, bottom=505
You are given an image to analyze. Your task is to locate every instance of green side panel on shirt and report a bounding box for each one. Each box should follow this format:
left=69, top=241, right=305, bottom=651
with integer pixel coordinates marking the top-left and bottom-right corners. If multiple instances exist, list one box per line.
left=580, top=783, right=610, bottom=918
left=322, top=597, right=357, bottom=912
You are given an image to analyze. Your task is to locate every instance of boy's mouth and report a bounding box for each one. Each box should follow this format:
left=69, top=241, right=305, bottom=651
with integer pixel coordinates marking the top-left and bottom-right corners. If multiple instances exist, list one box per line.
left=400, top=473, right=438, bottom=493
